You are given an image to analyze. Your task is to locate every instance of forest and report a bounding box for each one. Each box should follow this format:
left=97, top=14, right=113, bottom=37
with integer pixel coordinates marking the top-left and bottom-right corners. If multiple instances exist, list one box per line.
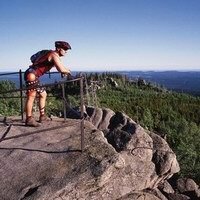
left=0, top=73, right=199, bottom=184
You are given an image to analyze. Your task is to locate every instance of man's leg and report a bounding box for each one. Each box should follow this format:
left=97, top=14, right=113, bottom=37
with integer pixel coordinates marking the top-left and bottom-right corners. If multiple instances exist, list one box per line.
left=24, top=71, right=37, bottom=118
left=39, top=90, right=47, bottom=116
left=39, top=90, right=51, bottom=122
left=25, top=90, right=40, bottom=126
left=24, top=71, right=40, bottom=127
left=25, top=90, right=37, bottom=118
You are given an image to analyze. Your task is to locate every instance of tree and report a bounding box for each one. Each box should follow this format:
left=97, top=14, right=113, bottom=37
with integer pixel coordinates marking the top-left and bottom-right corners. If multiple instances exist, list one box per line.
left=0, top=80, right=21, bottom=116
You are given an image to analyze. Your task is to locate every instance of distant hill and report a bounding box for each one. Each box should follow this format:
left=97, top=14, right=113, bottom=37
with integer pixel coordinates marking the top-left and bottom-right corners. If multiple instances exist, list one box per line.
left=120, top=70, right=200, bottom=96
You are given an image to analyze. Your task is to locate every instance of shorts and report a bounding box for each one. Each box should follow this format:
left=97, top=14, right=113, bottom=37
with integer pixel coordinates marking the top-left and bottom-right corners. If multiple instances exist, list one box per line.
left=24, top=68, right=46, bottom=94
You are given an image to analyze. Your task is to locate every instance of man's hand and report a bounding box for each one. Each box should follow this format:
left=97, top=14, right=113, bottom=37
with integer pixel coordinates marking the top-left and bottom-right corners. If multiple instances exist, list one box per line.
left=67, top=74, right=74, bottom=80
left=65, top=69, right=71, bottom=75
left=61, top=72, right=74, bottom=80
left=61, top=73, right=68, bottom=78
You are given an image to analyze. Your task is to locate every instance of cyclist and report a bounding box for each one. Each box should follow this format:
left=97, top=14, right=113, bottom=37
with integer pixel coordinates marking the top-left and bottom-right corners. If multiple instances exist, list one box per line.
left=24, top=41, right=71, bottom=127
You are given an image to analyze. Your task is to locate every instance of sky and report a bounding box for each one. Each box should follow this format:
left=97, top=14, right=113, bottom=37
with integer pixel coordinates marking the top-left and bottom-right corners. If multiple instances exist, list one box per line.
left=0, top=0, right=200, bottom=72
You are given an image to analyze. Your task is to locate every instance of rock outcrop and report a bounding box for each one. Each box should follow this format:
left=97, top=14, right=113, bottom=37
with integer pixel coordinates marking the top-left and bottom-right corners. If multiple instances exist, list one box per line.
left=0, top=107, right=199, bottom=200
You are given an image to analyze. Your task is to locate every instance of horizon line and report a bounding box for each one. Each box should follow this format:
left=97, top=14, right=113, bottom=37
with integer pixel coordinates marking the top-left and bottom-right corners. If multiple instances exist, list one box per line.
left=1, top=69, right=200, bottom=73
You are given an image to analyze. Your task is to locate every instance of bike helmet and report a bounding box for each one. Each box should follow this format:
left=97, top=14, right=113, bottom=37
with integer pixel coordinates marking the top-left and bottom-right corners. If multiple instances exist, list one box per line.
left=55, top=41, right=71, bottom=50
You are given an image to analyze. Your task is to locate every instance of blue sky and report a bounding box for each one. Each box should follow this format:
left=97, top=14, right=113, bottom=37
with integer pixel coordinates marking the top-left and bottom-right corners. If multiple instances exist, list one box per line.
left=0, top=0, right=200, bottom=72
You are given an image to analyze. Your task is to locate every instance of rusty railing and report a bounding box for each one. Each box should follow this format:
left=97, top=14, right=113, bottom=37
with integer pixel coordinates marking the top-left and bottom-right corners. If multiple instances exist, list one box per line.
left=0, top=70, right=85, bottom=152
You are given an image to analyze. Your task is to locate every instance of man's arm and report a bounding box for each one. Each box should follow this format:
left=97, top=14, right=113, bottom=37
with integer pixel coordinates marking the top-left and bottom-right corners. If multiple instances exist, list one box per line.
left=51, top=52, right=71, bottom=74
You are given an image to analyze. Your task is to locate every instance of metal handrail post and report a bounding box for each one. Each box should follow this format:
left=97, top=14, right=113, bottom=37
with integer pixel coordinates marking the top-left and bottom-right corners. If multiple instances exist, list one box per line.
left=61, top=83, right=67, bottom=121
left=80, top=75, right=84, bottom=152
left=19, top=69, right=24, bottom=120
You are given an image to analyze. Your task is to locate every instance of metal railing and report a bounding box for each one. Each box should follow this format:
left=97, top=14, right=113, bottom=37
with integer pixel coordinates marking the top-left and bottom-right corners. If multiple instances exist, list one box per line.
left=0, top=70, right=85, bottom=152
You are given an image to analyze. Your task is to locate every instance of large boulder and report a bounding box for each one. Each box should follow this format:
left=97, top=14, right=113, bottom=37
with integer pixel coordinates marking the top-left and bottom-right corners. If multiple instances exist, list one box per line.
left=0, top=107, right=195, bottom=200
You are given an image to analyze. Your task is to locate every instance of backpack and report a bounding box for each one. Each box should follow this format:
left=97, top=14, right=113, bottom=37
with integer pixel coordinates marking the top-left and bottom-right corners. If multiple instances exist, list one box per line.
left=30, top=50, right=51, bottom=64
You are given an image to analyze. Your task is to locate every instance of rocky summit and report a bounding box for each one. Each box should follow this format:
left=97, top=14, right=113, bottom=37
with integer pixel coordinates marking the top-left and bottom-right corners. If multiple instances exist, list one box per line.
left=0, top=107, right=199, bottom=200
